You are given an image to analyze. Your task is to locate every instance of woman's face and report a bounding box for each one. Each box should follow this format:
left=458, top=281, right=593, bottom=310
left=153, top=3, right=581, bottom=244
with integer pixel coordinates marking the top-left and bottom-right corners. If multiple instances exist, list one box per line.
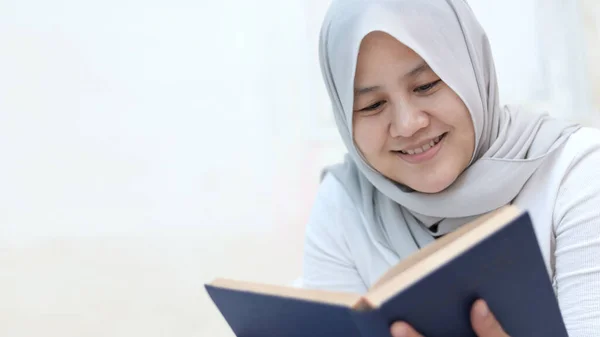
left=352, top=31, right=475, bottom=193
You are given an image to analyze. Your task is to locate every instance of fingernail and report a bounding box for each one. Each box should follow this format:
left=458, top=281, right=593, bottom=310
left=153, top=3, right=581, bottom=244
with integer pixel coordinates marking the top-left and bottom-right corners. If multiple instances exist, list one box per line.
left=391, top=323, right=408, bottom=337
left=477, top=300, right=490, bottom=318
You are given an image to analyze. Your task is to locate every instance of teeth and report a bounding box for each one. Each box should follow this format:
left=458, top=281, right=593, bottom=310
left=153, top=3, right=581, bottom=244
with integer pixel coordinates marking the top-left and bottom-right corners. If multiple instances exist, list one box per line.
left=400, top=134, right=444, bottom=155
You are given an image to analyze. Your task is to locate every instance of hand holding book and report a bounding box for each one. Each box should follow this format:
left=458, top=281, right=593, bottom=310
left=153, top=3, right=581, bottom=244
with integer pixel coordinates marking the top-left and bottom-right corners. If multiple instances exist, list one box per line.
left=390, top=299, right=509, bottom=337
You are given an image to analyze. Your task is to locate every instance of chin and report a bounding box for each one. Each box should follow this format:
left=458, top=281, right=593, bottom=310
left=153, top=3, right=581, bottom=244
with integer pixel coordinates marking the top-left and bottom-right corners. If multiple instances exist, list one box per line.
left=414, top=183, right=452, bottom=194
left=400, top=173, right=459, bottom=194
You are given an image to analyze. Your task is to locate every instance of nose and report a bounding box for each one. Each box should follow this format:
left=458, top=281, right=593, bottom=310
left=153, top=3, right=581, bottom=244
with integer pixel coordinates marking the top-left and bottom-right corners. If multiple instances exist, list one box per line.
left=389, top=101, right=430, bottom=138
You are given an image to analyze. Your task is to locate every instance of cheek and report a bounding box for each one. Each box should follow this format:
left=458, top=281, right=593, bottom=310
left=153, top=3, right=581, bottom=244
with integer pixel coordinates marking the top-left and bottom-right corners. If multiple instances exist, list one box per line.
left=426, top=93, right=475, bottom=159
left=445, top=103, right=475, bottom=159
left=352, top=117, right=389, bottom=157
left=432, top=95, right=474, bottom=136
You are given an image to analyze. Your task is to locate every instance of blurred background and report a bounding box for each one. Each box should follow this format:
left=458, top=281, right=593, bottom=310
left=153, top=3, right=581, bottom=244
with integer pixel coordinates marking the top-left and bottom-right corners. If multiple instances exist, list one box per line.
left=1, top=0, right=599, bottom=336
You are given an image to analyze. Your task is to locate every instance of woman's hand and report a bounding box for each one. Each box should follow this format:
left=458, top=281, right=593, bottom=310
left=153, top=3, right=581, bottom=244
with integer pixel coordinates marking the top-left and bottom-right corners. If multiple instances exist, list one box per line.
left=390, top=299, right=509, bottom=337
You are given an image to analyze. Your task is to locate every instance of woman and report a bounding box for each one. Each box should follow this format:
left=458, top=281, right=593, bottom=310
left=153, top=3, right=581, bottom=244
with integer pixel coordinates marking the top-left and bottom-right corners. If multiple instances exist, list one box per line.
left=301, top=0, right=600, bottom=336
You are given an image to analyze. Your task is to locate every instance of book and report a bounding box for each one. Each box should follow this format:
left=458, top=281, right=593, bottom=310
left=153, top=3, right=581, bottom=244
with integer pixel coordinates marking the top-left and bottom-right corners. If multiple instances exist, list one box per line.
left=205, top=206, right=568, bottom=337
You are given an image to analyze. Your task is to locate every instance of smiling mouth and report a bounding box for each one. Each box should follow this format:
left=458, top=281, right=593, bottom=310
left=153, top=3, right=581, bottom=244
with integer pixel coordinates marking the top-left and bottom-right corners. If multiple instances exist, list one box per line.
left=397, top=133, right=447, bottom=155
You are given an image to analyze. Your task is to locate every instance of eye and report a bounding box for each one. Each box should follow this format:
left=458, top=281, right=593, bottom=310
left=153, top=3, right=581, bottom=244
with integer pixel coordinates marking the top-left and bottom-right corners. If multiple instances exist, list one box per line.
left=360, top=101, right=386, bottom=112
left=414, top=79, right=442, bottom=93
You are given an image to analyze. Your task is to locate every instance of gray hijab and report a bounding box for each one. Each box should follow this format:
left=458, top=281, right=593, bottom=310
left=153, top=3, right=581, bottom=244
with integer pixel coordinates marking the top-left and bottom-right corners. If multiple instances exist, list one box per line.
left=319, top=0, right=580, bottom=259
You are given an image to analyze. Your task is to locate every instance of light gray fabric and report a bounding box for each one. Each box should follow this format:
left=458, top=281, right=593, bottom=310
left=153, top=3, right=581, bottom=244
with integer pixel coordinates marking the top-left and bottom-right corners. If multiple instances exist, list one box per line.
left=319, top=0, right=581, bottom=258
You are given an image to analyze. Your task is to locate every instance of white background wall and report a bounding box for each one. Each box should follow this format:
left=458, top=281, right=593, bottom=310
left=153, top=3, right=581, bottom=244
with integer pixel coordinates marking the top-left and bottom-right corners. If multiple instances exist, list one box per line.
left=0, top=0, right=597, bottom=336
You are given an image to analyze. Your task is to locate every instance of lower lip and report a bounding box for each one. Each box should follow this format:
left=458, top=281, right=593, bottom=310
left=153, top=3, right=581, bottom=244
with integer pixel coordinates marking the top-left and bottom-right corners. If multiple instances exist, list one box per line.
left=395, top=134, right=446, bottom=164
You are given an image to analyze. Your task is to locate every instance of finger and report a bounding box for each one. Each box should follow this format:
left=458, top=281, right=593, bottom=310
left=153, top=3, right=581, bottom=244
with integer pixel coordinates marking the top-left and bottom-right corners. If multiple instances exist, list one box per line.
left=471, top=299, right=510, bottom=337
left=390, top=321, right=424, bottom=337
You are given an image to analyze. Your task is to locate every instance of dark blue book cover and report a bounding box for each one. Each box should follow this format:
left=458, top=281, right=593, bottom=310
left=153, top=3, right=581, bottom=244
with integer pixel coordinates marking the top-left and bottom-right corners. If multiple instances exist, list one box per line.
left=205, top=208, right=568, bottom=337
left=205, top=285, right=361, bottom=337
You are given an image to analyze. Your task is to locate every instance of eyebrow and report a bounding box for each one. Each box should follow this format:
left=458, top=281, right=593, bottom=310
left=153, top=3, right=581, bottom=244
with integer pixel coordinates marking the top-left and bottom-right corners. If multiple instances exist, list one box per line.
left=354, top=61, right=431, bottom=96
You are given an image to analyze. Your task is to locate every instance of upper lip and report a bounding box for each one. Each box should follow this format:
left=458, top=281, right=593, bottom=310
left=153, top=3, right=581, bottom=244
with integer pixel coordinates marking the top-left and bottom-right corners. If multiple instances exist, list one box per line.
left=397, top=133, right=445, bottom=152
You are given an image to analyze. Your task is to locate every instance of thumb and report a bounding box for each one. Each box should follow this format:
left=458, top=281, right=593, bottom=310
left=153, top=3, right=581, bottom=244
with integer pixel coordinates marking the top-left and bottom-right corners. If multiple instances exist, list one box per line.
left=471, top=300, right=510, bottom=337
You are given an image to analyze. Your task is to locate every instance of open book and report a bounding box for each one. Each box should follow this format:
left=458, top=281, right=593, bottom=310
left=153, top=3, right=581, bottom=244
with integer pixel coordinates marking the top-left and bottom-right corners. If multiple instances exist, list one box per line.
left=205, top=206, right=567, bottom=337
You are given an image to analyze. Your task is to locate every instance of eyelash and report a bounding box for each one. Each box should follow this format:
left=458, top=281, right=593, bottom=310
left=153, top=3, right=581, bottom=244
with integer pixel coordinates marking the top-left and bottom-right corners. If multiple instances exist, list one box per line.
left=414, top=79, right=442, bottom=93
left=359, top=80, right=443, bottom=112
left=362, top=101, right=385, bottom=112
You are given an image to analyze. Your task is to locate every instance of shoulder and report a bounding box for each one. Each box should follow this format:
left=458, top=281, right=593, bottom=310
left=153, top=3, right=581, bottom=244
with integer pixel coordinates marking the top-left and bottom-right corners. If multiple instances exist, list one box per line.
left=560, top=127, right=600, bottom=162
left=306, top=172, right=361, bottom=230
left=315, top=172, right=354, bottom=205
left=315, top=173, right=352, bottom=208
left=552, top=127, right=600, bottom=225
left=554, top=127, right=600, bottom=184
left=534, top=127, right=600, bottom=185
left=304, top=170, right=373, bottom=257
left=301, top=172, right=371, bottom=293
